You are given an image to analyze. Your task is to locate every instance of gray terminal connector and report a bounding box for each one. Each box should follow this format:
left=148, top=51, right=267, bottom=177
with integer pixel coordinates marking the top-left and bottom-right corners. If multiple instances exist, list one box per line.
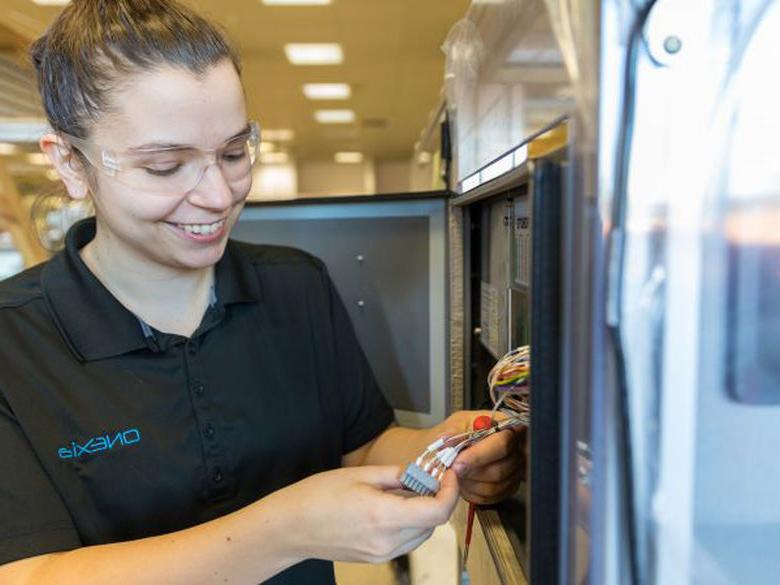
left=400, top=462, right=440, bottom=496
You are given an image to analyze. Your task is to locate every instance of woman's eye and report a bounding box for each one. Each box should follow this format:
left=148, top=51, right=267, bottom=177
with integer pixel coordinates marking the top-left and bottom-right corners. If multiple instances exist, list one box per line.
left=143, top=164, right=182, bottom=177
left=222, top=150, right=247, bottom=163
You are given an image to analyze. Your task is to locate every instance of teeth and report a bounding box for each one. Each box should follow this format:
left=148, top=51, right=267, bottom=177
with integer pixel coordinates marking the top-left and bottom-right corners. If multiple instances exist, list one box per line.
left=177, top=219, right=225, bottom=235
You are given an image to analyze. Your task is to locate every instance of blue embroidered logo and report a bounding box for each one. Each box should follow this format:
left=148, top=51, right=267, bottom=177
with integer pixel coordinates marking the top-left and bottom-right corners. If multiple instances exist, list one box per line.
left=58, top=428, right=142, bottom=459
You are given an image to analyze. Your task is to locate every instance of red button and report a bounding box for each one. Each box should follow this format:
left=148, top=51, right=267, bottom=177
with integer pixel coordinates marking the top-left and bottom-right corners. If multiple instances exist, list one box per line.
left=473, top=415, right=494, bottom=430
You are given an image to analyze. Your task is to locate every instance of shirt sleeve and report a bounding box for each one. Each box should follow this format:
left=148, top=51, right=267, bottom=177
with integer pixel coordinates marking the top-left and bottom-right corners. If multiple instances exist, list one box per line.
left=0, top=393, right=81, bottom=567
left=321, top=269, right=396, bottom=455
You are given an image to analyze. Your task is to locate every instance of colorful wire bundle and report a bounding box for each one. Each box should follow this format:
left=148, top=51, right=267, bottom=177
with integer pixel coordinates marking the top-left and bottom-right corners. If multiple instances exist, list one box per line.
left=487, top=345, right=530, bottom=425
left=400, top=345, right=531, bottom=496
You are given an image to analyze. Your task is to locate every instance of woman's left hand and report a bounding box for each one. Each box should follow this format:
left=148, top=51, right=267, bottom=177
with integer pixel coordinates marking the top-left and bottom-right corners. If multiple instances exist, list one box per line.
left=437, top=411, right=526, bottom=505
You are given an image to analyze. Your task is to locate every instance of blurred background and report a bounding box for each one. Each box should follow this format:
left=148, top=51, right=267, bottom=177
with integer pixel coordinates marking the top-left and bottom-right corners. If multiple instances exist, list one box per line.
left=0, top=0, right=469, bottom=278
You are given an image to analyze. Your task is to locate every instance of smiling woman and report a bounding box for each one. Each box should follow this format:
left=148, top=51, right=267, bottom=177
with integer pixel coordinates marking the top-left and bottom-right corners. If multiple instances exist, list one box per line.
left=0, top=1, right=525, bottom=585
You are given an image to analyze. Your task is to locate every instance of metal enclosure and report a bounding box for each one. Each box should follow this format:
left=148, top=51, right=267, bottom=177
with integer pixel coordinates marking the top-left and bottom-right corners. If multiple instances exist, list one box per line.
left=233, top=195, right=449, bottom=428
left=451, top=141, right=566, bottom=584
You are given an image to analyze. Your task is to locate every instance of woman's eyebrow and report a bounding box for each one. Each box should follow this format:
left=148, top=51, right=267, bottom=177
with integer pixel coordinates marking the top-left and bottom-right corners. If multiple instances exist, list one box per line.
left=128, top=124, right=251, bottom=152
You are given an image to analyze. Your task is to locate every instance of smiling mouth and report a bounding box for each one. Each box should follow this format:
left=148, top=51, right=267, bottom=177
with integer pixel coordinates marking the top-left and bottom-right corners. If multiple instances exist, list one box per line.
left=170, top=218, right=227, bottom=235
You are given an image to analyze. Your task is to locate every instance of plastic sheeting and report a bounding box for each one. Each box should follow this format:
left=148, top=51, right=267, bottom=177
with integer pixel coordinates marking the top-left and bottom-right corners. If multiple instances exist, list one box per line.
left=442, top=0, right=574, bottom=183
left=598, top=1, right=780, bottom=584
left=543, top=0, right=599, bottom=143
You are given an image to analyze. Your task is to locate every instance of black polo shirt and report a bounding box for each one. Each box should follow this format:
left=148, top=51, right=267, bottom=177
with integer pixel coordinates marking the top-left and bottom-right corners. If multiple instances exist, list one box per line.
left=0, top=218, right=395, bottom=583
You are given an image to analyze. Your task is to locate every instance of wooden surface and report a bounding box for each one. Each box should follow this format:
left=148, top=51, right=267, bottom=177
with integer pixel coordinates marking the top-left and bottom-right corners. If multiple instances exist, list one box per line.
left=334, top=561, right=399, bottom=585
left=409, top=523, right=459, bottom=585
left=452, top=500, right=527, bottom=585
left=448, top=203, right=465, bottom=412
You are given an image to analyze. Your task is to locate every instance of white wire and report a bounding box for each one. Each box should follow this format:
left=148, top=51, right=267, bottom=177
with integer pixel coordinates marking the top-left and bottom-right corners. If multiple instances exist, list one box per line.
left=409, top=345, right=532, bottom=486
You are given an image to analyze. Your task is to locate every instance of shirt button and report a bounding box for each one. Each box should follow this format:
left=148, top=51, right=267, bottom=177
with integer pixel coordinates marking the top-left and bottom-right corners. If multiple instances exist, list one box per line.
left=212, top=468, right=223, bottom=483
left=188, top=345, right=197, bottom=356
left=204, top=424, right=215, bottom=439
left=193, top=383, right=205, bottom=396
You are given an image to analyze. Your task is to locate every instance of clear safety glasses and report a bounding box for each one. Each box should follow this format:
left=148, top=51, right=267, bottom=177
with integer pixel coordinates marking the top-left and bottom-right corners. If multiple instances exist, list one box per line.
left=60, top=121, right=261, bottom=195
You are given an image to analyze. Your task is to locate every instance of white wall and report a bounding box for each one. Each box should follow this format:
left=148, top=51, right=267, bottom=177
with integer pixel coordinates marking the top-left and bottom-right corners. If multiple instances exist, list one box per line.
left=410, top=159, right=438, bottom=192
left=249, top=158, right=438, bottom=199
left=248, top=163, right=298, bottom=200
left=375, top=160, right=412, bottom=194
left=297, top=161, right=374, bottom=197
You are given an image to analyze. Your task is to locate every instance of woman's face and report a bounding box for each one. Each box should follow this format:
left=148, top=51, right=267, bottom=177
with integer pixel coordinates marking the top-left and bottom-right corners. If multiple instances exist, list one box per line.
left=85, top=59, right=251, bottom=271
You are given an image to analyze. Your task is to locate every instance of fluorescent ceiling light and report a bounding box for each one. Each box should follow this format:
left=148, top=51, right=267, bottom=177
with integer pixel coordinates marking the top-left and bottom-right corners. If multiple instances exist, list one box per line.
left=26, top=153, right=50, bottom=165
left=262, top=0, right=331, bottom=4
left=314, top=109, right=355, bottom=124
left=259, top=142, right=275, bottom=154
left=0, top=143, right=19, bottom=156
left=263, top=129, right=295, bottom=142
left=32, top=0, right=70, bottom=5
left=481, top=153, right=514, bottom=183
left=462, top=173, right=480, bottom=193
left=334, top=152, right=363, bottom=164
left=261, top=152, right=291, bottom=164
left=513, top=144, right=528, bottom=167
left=284, top=43, right=343, bottom=65
left=303, top=83, right=351, bottom=100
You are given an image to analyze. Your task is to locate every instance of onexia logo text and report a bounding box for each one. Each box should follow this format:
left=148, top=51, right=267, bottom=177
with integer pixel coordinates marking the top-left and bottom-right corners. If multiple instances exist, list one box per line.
left=58, top=428, right=142, bottom=459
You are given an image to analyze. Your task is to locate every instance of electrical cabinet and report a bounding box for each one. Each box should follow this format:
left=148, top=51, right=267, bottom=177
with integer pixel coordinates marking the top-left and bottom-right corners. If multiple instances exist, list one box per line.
left=448, top=126, right=567, bottom=585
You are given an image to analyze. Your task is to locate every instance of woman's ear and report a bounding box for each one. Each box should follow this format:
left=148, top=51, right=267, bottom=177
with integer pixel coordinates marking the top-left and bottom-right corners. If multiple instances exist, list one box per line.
left=39, top=133, right=90, bottom=200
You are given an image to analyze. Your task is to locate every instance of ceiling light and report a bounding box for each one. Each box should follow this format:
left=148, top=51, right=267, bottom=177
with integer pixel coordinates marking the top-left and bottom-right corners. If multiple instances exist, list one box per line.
left=262, top=0, right=331, bottom=4
left=259, top=142, right=275, bottom=154
left=32, top=0, right=70, bottom=5
left=334, top=151, right=363, bottom=164
left=0, top=143, right=19, bottom=156
left=303, top=83, right=351, bottom=100
left=263, top=129, right=295, bottom=141
left=284, top=43, right=343, bottom=65
left=416, top=151, right=433, bottom=165
left=314, top=109, right=355, bottom=124
left=261, top=152, right=291, bottom=164
left=26, top=153, right=50, bottom=165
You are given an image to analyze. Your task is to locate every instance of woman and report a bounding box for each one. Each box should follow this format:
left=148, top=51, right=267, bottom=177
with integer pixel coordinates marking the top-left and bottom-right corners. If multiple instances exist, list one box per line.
left=0, top=1, right=524, bottom=583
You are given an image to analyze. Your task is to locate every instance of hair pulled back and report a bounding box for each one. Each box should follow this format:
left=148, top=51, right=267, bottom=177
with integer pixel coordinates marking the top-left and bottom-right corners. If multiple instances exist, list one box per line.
left=30, top=0, right=241, bottom=139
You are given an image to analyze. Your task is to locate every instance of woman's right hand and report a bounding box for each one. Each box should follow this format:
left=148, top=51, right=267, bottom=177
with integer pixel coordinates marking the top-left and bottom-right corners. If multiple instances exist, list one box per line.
left=270, top=465, right=460, bottom=564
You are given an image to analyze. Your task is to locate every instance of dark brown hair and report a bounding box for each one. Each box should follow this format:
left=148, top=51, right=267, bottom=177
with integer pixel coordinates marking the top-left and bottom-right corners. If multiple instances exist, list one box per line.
left=30, top=0, right=241, bottom=139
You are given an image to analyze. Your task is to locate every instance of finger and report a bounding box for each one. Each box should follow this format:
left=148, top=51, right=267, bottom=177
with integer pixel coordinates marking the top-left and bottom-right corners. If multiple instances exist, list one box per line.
left=354, top=465, right=404, bottom=490
left=457, top=453, right=522, bottom=482
left=453, top=431, right=519, bottom=475
left=396, top=470, right=460, bottom=528
left=460, top=474, right=521, bottom=499
left=435, top=468, right=461, bottom=510
left=466, top=410, right=510, bottom=425
left=385, top=527, right=435, bottom=561
left=460, top=470, right=524, bottom=504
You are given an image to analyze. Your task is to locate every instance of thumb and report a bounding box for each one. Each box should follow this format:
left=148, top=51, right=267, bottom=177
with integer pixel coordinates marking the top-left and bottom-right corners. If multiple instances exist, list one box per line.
left=354, top=465, right=404, bottom=490
left=435, top=470, right=460, bottom=511
left=399, top=470, right=460, bottom=528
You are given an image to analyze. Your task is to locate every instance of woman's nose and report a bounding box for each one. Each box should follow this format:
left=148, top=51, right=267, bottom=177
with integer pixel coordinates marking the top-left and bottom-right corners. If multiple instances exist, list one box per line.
left=188, top=161, right=233, bottom=210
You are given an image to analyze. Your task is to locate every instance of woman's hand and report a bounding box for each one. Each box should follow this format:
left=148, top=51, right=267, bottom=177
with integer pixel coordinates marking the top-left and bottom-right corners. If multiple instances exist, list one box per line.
left=438, top=411, right=526, bottom=505
left=274, top=465, right=460, bottom=564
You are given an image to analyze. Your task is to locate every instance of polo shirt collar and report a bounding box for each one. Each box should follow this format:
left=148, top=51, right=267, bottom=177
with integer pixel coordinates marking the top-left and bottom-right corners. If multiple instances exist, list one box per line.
left=215, top=240, right=263, bottom=305
left=41, top=218, right=262, bottom=362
